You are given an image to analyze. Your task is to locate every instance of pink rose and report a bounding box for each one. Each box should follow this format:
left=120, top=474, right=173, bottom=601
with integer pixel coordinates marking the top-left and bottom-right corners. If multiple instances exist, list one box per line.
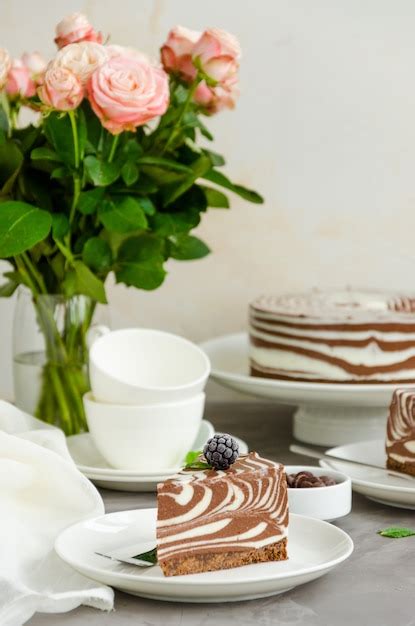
left=161, top=26, right=201, bottom=81
left=6, top=60, right=36, bottom=98
left=53, top=42, right=108, bottom=85
left=87, top=55, right=169, bottom=135
left=192, top=27, right=240, bottom=85
left=0, top=48, right=11, bottom=89
left=38, top=64, right=83, bottom=111
left=55, top=12, right=103, bottom=49
left=21, top=52, right=47, bottom=81
left=194, top=78, right=239, bottom=114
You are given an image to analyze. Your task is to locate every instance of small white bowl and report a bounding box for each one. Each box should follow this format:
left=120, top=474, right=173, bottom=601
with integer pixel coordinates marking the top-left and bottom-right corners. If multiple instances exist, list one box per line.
left=83, top=391, right=205, bottom=471
left=89, top=328, right=210, bottom=405
left=286, top=465, right=352, bottom=522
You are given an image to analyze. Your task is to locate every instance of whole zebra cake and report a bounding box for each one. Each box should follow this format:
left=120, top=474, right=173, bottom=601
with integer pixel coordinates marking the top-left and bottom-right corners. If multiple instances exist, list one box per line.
left=156, top=446, right=289, bottom=576
left=386, top=388, right=415, bottom=476
left=249, top=289, right=415, bottom=383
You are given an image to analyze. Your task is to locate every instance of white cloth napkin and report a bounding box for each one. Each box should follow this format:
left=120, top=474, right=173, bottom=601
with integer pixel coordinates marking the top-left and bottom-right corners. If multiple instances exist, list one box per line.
left=0, top=400, right=114, bottom=626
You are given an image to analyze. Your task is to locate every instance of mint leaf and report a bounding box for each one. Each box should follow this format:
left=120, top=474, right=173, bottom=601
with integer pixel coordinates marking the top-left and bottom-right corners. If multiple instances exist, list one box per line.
left=185, top=461, right=212, bottom=470
left=184, top=449, right=212, bottom=470
left=185, top=450, right=202, bottom=465
left=132, top=547, right=157, bottom=565
left=378, top=527, right=415, bottom=538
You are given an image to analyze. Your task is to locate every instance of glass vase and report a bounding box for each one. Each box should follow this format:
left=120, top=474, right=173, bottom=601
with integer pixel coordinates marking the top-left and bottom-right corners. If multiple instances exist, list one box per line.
left=13, top=287, right=105, bottom=435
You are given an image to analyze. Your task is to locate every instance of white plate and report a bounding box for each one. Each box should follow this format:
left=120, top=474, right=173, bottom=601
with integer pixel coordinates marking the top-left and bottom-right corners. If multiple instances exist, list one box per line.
left=320, top=440, right=415, bottom=509
left=55, top=508, right=353, bottom=603
left=67, top=423, right=248, bottom=492
left=201, top=333, right=413, bottom=407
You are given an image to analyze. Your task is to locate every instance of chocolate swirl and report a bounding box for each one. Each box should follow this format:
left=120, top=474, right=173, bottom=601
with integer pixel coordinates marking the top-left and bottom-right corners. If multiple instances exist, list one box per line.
left=386, top=389, right=415, bottom=466
left=156, top=452, right=288, bottom=564
left=249, top=289, right=415, bottom=383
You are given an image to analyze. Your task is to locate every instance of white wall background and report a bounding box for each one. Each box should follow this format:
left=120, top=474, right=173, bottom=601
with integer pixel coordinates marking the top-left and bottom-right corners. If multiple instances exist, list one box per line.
left=1, top=0, right=415, bottom=400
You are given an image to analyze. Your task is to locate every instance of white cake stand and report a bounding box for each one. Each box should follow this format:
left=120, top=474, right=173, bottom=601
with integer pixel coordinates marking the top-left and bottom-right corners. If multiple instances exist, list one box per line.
left=200, top=333, right=415, bottom=446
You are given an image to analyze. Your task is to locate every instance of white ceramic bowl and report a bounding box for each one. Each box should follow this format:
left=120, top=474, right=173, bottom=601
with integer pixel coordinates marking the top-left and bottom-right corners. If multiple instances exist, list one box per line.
left=83, top=391, right=205, bottom=471
left=89, top=328, right=210, bottom=405
left=286, top=465, right=352, bottom=521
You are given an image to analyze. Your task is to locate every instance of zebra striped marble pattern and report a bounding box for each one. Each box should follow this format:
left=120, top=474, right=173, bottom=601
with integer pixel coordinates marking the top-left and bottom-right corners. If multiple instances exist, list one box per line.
left=249, top=290, right=415, bottom=383
left=156, top=452, right=288, bottom=569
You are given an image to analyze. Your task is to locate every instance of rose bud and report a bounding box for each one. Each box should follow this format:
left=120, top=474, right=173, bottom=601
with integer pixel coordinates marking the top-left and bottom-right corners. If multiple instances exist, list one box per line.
left=161, top=26, right=201, bottom=81
left=192, top=27, right=240, bottom=86
left=55, top=12, right=103, bottom=49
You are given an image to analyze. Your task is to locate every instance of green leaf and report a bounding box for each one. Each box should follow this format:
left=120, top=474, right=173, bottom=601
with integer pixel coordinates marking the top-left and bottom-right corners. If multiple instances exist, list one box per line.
left=202, top=186, right=230, bottom=208
left=51, top=213, right=69, bottom=240
left=116, top=234, right=166, bottom=290
left=72, top=260, right=107, bottom=304
left=51, top=166, right=69, bottom=180
left=185, top=450, right=203, bottom=465
left=0, top=280, right=18, bottom=297
left=151, top=210, right=200, bottom=236
left=162, top=156, right=212, bottom=206
left=136, top=156, right=193, bottom=174
left=121, top=161, right=139, bottom=186
left=81, top=100, right=102, bottom=150
left=183, top=449, right=212, bottom=470
left=203, top=149, right=225, bottom=166
left=0, top=140, right=23, bottom=193
left=203, top=170, right=264, bottom=204
left=84, top=156, right=121, bottom=186
left=99, top=196, right=148, bottom=233
left=132, top=547, right=158, bottom=565
left=13, top=124, right=39, bottom=153
left=170, top=235, right=210, bottom=260
left=31, top=147, right=61, bottom=162
left=78, top=188, right=105, bottom=215
left=0, top=106, right=9, bottom=134
left=122, top=139, right=143, bottom=159
left=82, top=237, right=113, bottom=273
left=0, top=201, right=52, bottom=257
left=43, top=112, right=76, bottom=167
left=184, top=460, right=212, bottom=470
left=138, top=197, right=156, bottom=216
left=378, top=527, right=415, bottom=538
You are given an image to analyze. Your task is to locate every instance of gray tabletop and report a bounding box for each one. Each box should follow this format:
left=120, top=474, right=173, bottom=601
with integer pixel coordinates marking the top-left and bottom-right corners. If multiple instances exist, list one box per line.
left=29, top=402, right=415, bottom=626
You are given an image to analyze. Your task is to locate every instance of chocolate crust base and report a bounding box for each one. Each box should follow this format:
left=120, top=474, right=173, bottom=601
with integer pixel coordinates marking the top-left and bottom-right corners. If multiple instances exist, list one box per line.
left=250, top=366, right=415, bottom=385
left=387, top=457, right=415, bottom=477
left=159, top=538, right=288, bottom=577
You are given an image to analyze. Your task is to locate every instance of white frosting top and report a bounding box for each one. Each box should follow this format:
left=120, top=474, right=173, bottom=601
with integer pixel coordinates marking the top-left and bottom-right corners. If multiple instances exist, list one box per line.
left=251, top=289, right=415, bottom=323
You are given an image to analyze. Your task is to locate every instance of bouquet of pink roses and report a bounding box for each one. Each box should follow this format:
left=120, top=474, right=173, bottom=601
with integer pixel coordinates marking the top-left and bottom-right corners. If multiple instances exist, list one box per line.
left=0, top=13, right=262, bottom=433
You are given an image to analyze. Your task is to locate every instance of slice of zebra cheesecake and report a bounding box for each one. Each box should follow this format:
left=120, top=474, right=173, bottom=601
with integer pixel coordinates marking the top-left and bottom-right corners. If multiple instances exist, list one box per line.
left=156, top=452, right=289, bottom=576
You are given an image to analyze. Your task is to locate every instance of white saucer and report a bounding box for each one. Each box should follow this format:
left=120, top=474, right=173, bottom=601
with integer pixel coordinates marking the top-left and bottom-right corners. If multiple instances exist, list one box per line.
left=67, top=422, right=249, bottom=492
left=55, top=508, right=353, bottom=603
left=320, top=440, right=415, bottom=509
left=200, top=333, right=412, bottom=445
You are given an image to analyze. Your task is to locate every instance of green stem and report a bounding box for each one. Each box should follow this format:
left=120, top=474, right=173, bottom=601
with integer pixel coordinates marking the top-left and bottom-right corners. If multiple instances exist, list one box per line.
left=108, top=134, right=120, bottom=163
left=68, top=110, right=80, bottom=169
left=22, top=252, right=47, bottom=294
left=14, top=256, right=38, bottom=295
left=162, top=78, right=200, bottom=154
left=68, top=110, right=81, bottom=231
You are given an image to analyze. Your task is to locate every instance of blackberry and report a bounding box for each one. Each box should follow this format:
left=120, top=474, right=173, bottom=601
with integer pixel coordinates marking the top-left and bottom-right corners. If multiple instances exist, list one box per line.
left=203, top=433, right=239, bottom=470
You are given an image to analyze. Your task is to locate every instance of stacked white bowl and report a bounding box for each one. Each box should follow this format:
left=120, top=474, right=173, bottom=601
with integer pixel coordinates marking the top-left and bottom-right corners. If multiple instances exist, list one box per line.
left=85, top=328, right=210, bottom=471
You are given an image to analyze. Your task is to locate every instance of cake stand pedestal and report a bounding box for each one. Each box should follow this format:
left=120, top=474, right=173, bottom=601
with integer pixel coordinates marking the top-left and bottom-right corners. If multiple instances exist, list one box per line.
left=293, top=405, right=386, bottom=446
left=200, top=333, right=415, bottom=447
